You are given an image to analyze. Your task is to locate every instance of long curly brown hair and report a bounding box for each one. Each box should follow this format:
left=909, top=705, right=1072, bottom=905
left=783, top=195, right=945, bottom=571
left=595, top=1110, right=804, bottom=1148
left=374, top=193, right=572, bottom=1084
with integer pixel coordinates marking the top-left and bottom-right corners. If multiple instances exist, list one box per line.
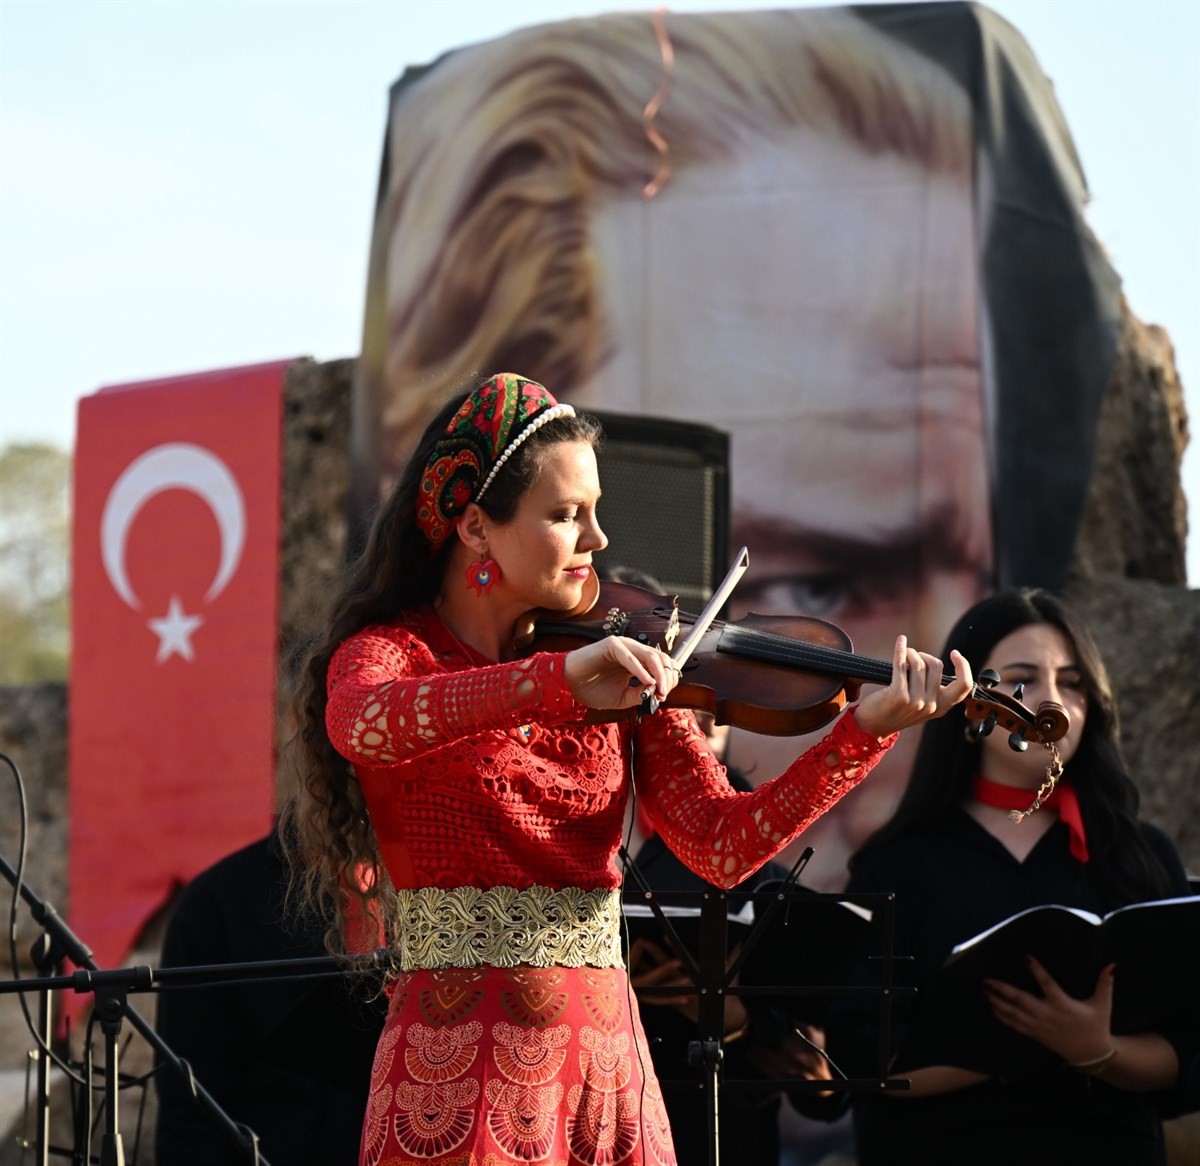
left=281, top=379, right=601, bottom=953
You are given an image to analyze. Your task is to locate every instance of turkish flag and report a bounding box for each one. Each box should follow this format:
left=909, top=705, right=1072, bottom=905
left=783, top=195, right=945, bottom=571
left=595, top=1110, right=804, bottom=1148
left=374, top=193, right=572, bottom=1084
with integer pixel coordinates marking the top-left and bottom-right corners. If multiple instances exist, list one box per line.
left=68, top=361, right=288, bottom=997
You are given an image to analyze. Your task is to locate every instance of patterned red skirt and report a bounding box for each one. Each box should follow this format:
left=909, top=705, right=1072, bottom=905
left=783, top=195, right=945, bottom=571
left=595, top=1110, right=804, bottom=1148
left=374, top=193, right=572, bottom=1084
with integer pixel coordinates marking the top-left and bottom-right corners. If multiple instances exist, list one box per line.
left=359, top=964, right=678, bottom=1166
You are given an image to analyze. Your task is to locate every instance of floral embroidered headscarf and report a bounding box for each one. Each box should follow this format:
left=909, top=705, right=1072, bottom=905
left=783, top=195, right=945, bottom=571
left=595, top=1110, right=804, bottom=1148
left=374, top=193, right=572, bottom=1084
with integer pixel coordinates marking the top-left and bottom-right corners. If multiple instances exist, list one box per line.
left=416, top=373, right=575, bottom=548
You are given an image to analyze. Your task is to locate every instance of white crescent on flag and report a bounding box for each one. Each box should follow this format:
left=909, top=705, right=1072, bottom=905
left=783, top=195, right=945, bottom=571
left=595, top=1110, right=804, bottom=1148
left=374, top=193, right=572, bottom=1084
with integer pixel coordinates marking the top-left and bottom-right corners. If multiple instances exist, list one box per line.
left=99, top=442, right=247, bottom=660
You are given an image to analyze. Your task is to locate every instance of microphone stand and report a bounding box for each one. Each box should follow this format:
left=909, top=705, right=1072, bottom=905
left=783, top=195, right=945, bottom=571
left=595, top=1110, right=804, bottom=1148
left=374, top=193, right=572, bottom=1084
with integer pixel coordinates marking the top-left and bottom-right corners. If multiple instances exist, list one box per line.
left=1, top=851, right=384, bottom=1165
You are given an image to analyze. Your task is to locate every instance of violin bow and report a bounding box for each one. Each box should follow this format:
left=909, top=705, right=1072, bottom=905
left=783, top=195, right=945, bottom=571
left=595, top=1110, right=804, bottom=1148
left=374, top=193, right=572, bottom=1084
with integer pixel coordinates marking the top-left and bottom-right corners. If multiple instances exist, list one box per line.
left=640, top=547, right=750, bottom=714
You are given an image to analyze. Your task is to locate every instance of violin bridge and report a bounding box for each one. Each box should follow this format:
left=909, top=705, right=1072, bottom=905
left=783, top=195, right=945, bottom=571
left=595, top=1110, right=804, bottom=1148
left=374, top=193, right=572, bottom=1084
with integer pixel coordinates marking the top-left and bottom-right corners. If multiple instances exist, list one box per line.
left=664, top=602, right=679, bottom=653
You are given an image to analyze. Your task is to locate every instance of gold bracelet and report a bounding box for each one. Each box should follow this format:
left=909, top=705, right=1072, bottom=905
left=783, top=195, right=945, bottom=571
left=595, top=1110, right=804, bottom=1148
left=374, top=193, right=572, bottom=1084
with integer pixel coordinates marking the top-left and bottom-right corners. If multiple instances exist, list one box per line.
left=1071, top=1044, right=1118, bottom=1076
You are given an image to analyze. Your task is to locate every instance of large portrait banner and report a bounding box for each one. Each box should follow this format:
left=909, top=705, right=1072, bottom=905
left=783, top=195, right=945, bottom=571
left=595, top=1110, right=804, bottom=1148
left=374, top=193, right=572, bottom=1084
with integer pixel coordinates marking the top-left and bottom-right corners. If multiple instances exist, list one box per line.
left=352, top=4, right=1119, bottom=887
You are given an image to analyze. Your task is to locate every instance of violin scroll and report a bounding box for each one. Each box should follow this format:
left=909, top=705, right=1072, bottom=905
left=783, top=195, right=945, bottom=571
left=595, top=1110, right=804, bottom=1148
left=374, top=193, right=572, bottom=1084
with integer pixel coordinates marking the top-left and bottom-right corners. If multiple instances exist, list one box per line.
left=965, top=667, right=1069, bottom=747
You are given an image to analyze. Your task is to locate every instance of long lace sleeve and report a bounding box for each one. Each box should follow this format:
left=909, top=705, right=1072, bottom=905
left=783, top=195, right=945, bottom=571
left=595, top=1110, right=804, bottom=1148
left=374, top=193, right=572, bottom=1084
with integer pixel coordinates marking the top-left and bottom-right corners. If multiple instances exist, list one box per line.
left=325, top=624, right=585, bottom=764
left=635, top=709, right=896, bottom=889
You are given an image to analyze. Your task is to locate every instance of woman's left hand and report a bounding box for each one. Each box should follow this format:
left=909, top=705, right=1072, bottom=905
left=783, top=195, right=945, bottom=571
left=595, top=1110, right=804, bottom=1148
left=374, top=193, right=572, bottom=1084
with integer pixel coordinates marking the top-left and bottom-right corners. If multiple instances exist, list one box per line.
left=983, top=958, right=1115, bottom=1065
left=853, top=636, right=973, bottom=739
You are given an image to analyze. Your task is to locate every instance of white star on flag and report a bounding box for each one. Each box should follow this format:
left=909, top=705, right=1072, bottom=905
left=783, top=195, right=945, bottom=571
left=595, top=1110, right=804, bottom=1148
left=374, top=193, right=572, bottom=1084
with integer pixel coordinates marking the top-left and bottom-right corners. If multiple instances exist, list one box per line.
left=148, top=596, right=204, bottom=662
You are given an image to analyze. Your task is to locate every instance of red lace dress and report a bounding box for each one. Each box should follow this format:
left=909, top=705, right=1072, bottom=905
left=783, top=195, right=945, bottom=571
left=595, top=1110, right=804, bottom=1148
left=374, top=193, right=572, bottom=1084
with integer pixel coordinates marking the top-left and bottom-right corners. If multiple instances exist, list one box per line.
left=326, top=608, right=894, bottom=1166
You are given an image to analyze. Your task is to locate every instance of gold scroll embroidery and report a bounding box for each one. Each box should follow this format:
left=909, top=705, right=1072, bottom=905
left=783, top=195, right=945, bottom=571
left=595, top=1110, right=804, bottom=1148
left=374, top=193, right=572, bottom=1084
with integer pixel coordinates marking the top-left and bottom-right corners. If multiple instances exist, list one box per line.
left=394, top=885, right=623, bottom=972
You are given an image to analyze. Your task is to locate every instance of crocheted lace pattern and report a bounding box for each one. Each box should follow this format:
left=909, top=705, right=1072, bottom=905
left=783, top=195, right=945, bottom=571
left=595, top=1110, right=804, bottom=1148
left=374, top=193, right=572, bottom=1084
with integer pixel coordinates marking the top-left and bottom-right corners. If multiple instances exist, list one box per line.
left=325, top=609, right=895, bottom=893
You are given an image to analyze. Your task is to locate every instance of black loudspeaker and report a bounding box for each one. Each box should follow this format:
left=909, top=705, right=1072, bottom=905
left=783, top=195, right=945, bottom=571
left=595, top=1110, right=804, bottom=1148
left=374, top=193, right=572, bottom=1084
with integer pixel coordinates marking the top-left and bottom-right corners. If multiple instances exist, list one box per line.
left=589, top=411, right=730, bottom=612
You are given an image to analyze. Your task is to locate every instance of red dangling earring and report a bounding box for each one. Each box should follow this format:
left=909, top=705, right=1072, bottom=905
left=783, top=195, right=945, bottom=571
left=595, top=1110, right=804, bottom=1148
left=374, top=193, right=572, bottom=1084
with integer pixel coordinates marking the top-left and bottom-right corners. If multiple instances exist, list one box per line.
left=466, top=557, right=500, bottom=597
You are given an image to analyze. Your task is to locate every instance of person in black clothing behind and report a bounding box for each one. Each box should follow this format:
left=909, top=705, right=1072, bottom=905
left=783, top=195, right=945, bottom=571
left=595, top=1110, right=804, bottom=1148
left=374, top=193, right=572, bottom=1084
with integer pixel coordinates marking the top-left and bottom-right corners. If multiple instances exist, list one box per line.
left=832, top=588, right=1195, bottom=1166
left=154, top=830, right=386, bottom=1165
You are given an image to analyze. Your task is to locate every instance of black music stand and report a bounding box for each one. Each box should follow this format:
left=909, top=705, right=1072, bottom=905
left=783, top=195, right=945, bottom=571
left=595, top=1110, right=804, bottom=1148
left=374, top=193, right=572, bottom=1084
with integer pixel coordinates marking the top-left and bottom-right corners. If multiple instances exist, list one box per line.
left=621, top=845, right=911, bottom=1166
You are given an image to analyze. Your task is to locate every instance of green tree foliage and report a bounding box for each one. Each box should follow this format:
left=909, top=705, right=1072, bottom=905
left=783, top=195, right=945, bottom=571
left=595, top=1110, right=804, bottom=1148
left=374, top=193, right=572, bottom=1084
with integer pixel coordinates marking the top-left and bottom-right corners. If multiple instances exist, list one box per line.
left=0, top=441, right=71, bottom=682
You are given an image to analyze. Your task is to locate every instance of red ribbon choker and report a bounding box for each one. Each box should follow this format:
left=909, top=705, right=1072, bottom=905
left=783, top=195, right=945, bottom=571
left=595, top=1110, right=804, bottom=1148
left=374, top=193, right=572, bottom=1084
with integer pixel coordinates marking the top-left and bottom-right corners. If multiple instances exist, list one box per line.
left=970, top=773, right=1089, bottom=863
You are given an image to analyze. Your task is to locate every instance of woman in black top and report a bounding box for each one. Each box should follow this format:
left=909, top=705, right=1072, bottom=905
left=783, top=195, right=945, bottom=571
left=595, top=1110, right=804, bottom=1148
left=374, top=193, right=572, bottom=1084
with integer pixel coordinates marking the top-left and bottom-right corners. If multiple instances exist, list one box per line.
left=835, top=588, right=1194, bottom=1166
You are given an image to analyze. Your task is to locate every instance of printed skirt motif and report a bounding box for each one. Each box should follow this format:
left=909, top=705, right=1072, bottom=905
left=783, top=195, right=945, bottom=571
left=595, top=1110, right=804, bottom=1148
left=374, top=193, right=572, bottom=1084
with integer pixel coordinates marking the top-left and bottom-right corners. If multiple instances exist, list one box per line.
left=359, top=964, right=678, bottom=1166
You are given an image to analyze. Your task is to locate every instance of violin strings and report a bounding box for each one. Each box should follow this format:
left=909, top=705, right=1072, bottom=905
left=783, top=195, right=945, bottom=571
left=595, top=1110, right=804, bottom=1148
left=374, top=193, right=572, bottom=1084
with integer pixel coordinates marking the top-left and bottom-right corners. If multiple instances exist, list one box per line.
left=716, top=624, right=938, bottom=685
left=667, top=607, right=958, bottom=687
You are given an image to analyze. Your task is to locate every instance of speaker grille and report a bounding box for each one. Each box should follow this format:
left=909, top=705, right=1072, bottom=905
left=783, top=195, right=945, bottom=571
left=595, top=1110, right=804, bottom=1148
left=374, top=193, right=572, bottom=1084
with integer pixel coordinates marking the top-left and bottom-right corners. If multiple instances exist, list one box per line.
left=589, top=412, right=729, bottom=612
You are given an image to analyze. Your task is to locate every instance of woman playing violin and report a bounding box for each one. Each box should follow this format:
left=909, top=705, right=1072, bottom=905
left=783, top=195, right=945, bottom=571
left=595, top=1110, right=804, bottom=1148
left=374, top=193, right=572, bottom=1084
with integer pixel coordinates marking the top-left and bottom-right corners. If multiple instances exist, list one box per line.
left=284, top=372, right=973, bottom=1166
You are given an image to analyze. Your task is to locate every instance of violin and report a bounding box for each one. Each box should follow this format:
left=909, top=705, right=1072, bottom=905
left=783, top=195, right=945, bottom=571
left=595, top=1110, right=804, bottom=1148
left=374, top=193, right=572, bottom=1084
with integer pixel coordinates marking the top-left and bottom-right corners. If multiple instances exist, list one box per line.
left=515, top=576, right=1069, bottom=745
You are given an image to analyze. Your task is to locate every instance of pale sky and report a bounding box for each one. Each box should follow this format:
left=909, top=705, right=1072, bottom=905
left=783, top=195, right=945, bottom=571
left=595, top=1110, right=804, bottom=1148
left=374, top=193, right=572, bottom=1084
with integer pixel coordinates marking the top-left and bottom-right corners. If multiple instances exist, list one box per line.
left=1, top=0, right=1197, bottom=581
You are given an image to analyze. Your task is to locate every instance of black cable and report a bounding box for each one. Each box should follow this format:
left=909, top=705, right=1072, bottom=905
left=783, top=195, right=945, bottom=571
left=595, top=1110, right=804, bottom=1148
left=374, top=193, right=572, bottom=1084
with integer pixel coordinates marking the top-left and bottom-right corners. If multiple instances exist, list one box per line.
left=1, top=750, right=89, bottom=1086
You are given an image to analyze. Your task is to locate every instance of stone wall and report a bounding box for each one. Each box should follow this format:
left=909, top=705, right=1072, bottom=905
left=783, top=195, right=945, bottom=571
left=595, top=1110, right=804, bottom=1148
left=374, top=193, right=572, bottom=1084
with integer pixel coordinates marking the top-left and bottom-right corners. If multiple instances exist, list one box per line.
left=274, top=356, right=354, bottom=800
left=1067, top=301, right=1198, bottom=870
left=1073, top=306, right=1189, bottom=583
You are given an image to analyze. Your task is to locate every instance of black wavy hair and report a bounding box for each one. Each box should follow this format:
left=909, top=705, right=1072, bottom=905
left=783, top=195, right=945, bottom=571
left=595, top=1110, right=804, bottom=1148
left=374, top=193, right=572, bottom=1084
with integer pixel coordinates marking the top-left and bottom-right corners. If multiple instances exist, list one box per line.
left=850, top=588, right=1177, bottom=905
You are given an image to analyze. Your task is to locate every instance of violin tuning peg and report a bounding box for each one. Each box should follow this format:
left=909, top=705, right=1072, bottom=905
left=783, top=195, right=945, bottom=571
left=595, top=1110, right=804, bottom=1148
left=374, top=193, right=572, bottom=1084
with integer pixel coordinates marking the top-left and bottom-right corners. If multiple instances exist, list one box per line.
left=981, top=713, right=997, bottom=737
left=1008, top=732, right=1029, bottom=753
left=964, top=721, right=984, bottom=743
left=978, top=669, right=1000, bottom=690
left=1012, top=682, right=1025, bottom=703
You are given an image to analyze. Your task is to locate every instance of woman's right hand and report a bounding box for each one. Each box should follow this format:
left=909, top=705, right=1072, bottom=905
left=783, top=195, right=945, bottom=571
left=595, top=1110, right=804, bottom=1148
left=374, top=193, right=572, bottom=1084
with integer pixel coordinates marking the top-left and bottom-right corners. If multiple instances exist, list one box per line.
left=983, top=958, right=1115, bottom=1067
left=563, top=635, right=680, bottom=710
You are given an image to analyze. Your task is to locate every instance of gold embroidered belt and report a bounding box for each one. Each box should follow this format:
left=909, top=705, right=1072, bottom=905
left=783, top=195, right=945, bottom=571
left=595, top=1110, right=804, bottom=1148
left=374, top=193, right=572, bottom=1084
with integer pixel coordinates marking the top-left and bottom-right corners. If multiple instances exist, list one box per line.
left=393, top=884, right=623, bottom=972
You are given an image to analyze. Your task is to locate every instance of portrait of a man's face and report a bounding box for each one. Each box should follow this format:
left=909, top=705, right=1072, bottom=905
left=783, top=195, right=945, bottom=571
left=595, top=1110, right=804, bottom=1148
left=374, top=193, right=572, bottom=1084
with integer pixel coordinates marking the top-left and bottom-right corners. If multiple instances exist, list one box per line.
left=573, top=97, right=991, bottom=882
left=353, top=6, right=1111, bottom=885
